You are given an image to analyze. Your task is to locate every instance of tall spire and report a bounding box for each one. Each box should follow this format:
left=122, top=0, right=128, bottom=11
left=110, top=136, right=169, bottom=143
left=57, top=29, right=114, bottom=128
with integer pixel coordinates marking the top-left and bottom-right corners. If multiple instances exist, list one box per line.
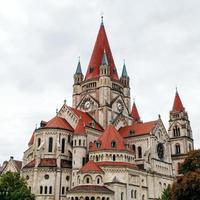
left=172, top=90, right=185, bottom=112
left=85, top=18, right=119, bottom=81
left=121, top=60, right=128, bottom=77
left=75, top=57, right=82, bottom=74
left=131, top=101, right=141, bottom=122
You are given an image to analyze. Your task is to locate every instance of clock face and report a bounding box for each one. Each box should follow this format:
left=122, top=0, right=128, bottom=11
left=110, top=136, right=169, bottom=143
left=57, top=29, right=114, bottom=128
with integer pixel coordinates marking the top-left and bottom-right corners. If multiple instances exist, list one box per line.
left=157, top=143, right=164, bottom=159
left=84, top=101, right=91, bottom=110
left=117, top=101, right=123, bottom=112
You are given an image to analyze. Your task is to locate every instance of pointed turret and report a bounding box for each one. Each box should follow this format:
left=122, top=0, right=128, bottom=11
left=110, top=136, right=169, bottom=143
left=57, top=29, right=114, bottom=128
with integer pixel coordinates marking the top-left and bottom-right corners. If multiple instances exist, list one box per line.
left=172, top=90, right=184, bottom=112
left=121, top=62, right=128, bottom=77
left=85, top=18, right=119, bottom=80
left=131, top=101, right=141, bottom=122
left=120, top=60, right=129, bottom=87
left=74, top=58, right=83, bottom=84
left=75, top=59, right=82, bottom=74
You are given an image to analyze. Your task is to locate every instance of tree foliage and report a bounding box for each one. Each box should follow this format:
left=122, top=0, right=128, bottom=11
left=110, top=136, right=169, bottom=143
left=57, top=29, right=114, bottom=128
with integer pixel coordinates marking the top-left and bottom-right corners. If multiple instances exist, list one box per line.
left=0, top=171, right=35, bottom=200
left=158, top=185, right=172, bottom=200
left=179, top=149, right=200, bottom=174
left=171, top=149, right=200, bottom=200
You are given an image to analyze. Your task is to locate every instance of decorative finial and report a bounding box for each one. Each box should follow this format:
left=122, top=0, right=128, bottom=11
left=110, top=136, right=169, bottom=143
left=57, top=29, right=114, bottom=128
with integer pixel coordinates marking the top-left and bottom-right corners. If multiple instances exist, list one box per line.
left=35, top=124, right=37, bottom=129
left=101, top=12, right=104, bottom=25
left=176, top=85, right=178, bottom=93
left=64, top=99, right=66, bottom=104
left=158, top=114, right=161, bottom=119
left=56, top=108, right=58, bottom=114
left=123, top=59, right=126, bottom=65
left=78, top=56, right=80, bottom=62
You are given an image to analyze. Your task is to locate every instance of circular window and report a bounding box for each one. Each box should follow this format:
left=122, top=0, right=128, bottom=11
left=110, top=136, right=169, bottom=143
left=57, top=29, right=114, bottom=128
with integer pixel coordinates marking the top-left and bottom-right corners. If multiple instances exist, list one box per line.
left=26, top=175, right=29, bottom=180
left=66, top=176, right=70, bottom=181
left=44, top=174, right=49, bottom=180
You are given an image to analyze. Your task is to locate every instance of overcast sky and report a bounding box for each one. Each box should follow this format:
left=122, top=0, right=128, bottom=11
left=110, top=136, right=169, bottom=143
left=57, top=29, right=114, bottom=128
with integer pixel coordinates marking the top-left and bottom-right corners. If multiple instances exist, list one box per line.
left=0, top=0, right=200, bottom=164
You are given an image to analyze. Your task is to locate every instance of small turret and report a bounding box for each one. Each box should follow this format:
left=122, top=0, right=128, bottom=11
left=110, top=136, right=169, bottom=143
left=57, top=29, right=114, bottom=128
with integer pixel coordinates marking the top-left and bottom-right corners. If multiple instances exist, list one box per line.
left=131, top=101, right=141, bottom=123
left=74, top=58, right=83, bottom=84
left=120, top=61, right=129, bottom=87
left=100, top=50, right=110, bottom=76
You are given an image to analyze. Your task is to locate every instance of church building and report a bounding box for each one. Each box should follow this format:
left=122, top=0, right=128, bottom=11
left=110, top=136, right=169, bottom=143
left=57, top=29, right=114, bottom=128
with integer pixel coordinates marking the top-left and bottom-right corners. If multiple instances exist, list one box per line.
left=21, top=18, right=194, bottom=200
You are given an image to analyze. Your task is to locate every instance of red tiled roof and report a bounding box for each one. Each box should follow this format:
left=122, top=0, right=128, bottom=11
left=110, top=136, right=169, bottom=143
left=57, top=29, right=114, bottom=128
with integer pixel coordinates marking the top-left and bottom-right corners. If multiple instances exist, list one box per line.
left=13, top=160, right=22, bottom=171
left=23, top=160, right=35, bottom=168
left=85, top=23, right=119, bottom=81
left=119, top=120, right=158, bottom=137
left=68, top=185, right=114, bottom=194
left=44, top=116, right=74, bottom=131
left=90, top=125, right=126, bottom=152
left=70, top=107, right=103, bottom=131
left=172, top=91, right=185, bottom=112
left=79, top=160, right=104, bottom=174
left=28, top=132, right=35, bottom=146
left=38, top=158, right=57, bottom=167
left=97, top=161, right=139, bottom=170
left=131, top=102, right=141, bottom=122
left=74, top=120, right=86, bottom=135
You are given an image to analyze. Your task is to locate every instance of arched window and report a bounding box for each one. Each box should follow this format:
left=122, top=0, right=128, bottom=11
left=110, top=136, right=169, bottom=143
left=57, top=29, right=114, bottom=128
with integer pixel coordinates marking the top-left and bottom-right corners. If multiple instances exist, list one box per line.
left=173, top=126, right=180, bottom=137
left=62, top=186, right=65, bottom=195
left=68, top=135, right=71, bottom=143
left=61, top=138, right=65, bottom=153
left=113, top=154, right=116, bottom=161
left=111, top=140, right=116, bottom=148
left=49, top=186, right=52, bottom=194
left=91, top=197, right=95, bottom=200
left=121, top=192, right=124, bottom=200
left=138, top=146, right=142, bottom=158
left=97, top=178, right=100, bottom=184
left=40, top=186, right=43, bottom=194
left=189, top=144, right=192, bottom=151
left=44, top=186, right=48, bottom=194
left=74, top=140, right=76, bottom=146
left=48, top=137, right=53, bottom=152
left=142, top=194, right=145, bottom=200
left=132, top=144, right=136, bottom=152
left=131, top=190, right=134, bottom=198
left=96, top=155, right=99, bottom=161
left=85, top=197, right=90, bottom=200
left=86, top=178, right=90, bottom=183
left=37, top=138, right=41, bottom=147
left=175, top=144, right=181, bottom=154
left=134, top=190, right=137, bottom=198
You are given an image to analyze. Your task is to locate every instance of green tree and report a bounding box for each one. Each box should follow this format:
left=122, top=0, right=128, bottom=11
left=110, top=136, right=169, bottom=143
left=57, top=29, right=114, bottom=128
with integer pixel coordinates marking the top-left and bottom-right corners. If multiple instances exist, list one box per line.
left=0, top=171, right=35, bottom=200
left=171, top=149, right=200, bottom=200
left=158, top=185, right=171, bottom=200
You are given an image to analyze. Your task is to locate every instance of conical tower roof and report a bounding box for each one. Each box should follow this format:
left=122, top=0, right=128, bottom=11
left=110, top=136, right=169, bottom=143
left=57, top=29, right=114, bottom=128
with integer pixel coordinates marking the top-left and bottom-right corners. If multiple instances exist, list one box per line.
left=172, top=91, right=185, bottom=112
left=75, top=59, right=82, bottom=74
left=85, top=20, right=119, bottom=80
left=131, top=102, right=140, bottom=122
left=121, top=62, right=128, bottom=77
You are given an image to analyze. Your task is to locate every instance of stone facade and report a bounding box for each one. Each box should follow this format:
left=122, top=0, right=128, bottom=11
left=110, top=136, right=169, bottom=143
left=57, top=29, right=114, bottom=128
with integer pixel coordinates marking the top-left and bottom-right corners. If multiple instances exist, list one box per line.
left=20, top=19, right=194, bottom=200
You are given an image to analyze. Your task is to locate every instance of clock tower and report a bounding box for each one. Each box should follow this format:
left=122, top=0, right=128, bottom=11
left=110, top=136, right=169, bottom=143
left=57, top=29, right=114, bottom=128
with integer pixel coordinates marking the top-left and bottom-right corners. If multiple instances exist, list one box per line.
left=72, top=19, right=132, bottom=129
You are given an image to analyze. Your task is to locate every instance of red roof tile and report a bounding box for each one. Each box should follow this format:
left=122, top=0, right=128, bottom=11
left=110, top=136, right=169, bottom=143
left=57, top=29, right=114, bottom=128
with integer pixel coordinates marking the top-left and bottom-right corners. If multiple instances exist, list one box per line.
left=28, top=132, right=35, bottom=146
left=90, top=125, right=126, bottom=152
left=85, top=23, right=119, bottom=81
left=172, top=91, right=185, bottom=112
left=131, top=102, right=140, bottom=122
left=119, top=120, right=158, bottom=137
left=44, top=116, right=74, bottom=131
left=79, top=160, right=104, bottom=174
left=97, top=161, right=139, bottom=170
left=68, top=185, right=114, bottom=194
left=69, top=107, right=103, bottom=131
left=23, top=160, right=35, bottom=168
left=74, top=120, right=86, bottom=135
left=38, top=158, right=57, bottom=167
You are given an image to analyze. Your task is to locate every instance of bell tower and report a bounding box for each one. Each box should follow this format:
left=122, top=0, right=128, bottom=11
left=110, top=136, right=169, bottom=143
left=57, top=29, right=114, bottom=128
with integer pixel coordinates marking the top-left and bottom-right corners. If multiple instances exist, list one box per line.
left=168, top=90, right=194, bottom=175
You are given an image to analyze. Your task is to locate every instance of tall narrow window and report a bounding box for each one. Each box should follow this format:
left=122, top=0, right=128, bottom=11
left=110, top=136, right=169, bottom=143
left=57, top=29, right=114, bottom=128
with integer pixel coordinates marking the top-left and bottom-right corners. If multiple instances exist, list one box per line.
left=49, top=186, right=52, bottom=194
left=138, top=146, right=142, bottom=158
left=62, top=187, right=65, bottom=195
left=40, top=186, right=43, bottom=194
left=79, top=139, right=81, bottom=146
left=37, top=138, right=41, bottom=147
left=61, top=138, right=65, bottom=153
left=48, top=137, right=53, bottom=152
left=113, top=154, right=116, bottom=161
left=131, top=190, right=133, bottom=198
left=134, top=190, right=137, bottom=198
left=121, top=192, right=124, bottom=200
left=175, top=144, right=181, bottom=154
left=44, top=186, right=48, bottom=194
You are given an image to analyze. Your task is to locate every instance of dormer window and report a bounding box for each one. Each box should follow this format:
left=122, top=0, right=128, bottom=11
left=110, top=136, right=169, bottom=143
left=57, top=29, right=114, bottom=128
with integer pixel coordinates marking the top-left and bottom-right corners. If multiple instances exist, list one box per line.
left=96, top=141, right=101, bottom=148
left=90, top=120, right=95, bottom=128
left=89, top=66, right=94, bottom=73
left=111, top=140, right=116, bottom=148
left=129, top=130, right=135, bottom=136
